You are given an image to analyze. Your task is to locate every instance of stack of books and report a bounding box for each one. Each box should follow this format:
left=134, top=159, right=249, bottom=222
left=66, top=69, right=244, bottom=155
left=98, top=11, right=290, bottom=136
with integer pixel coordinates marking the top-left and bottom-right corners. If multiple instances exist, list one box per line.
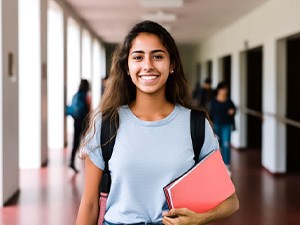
left=163, top=150, right=235, bottom=213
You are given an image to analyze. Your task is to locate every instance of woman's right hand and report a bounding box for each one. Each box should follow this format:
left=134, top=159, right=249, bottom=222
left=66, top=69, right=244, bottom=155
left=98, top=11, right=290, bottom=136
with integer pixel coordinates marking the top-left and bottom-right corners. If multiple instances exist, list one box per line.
left=76, top=157, right=103, bottom=225
left=228, top=108, right=235, bottom=116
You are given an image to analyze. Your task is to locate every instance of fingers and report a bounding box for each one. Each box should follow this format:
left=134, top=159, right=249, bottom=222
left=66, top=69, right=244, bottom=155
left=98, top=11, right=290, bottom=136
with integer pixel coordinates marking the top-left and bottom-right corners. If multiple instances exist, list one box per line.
left=162, top=208, right=202, bottom=225
left=163, top=208, right=191, bottom=218
left=162, top=214, right=178, bottom=225
left=163, top=208, right=177, bottom=218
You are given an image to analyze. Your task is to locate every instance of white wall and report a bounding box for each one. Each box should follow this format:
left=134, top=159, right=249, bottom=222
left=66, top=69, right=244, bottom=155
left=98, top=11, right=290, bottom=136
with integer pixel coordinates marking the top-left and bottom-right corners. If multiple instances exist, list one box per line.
left=196, top=0, right=300, bottom=173
left=177, top=44, right=198, bottom=88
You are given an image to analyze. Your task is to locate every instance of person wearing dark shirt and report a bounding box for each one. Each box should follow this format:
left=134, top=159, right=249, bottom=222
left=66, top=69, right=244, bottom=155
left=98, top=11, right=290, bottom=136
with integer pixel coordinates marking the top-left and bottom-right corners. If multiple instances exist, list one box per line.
left=69, top=79, right=91, bottom=173
left=209, top=81, right=236, bottom=174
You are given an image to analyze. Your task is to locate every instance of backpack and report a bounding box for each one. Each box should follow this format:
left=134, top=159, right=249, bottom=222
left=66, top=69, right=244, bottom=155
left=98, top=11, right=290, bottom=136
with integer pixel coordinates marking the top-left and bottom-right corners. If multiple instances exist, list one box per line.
left=97, top=109, right=206, bottom=224
left=67, top=91, right=88, bottom=119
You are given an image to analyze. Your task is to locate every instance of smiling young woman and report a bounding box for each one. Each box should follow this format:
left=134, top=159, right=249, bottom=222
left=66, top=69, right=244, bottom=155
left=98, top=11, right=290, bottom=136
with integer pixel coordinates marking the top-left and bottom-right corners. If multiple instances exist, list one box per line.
left=76, top=20, right=239, bottom=225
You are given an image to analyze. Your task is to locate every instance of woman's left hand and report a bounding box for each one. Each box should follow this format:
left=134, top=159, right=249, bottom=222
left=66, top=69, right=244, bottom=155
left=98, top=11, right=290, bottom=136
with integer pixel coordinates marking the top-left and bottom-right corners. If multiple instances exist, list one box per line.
left=162, top=193, right=239, bottom=225
left=162, top=208, right=205, bottom=225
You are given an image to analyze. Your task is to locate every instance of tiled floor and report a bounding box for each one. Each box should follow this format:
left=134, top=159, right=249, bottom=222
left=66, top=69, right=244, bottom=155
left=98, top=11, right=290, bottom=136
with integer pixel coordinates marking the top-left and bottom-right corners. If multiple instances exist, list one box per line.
left=211, top=149, right=300, bottom=225
left=0, top=148, right=84, bottom=225
left=1, top=148, right=300, bottom=225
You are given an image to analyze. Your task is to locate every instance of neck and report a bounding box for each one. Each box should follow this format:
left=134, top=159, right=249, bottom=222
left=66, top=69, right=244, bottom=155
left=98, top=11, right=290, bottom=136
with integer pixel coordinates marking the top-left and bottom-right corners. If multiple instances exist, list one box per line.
left=130, top=92, right=174, bottom=121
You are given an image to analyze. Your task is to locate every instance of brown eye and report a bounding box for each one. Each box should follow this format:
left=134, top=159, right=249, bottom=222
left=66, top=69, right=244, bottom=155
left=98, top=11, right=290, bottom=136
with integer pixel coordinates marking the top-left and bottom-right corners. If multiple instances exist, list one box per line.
left=133, top=55, right=143, bottom=60
left=153, top=55, right=163, bottom=60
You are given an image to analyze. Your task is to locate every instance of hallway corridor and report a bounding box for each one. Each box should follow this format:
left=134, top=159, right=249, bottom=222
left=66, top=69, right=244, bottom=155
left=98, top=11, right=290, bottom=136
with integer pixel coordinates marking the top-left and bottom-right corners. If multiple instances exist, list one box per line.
left=1, top=148, right=299, bottom=225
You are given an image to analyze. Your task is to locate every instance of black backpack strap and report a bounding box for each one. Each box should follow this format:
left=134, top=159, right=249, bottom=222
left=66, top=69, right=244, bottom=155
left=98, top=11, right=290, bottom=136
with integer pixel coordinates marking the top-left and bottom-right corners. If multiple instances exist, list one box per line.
left=190, top=109, right=206, bottom=163
left=100, top=114, right=119, bottom=193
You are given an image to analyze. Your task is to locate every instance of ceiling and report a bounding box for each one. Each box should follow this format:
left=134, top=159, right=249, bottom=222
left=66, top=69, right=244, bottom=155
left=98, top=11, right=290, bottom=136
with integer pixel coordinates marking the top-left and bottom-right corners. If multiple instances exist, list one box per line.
left=64, top=0, right=270, bottom=44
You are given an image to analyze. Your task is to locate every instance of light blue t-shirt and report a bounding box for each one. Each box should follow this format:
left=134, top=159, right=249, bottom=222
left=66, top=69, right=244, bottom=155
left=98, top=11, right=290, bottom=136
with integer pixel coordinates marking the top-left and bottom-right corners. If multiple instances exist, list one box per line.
left=85, top=104, right=219, bottom=223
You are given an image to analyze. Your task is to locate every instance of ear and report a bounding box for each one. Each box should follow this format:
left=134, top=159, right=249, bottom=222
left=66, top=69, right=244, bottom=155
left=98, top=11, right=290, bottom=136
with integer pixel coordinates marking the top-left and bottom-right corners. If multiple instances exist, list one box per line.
left=170, top=63, right=176, bottom=74
left=170, top=65, right=175, bottom=74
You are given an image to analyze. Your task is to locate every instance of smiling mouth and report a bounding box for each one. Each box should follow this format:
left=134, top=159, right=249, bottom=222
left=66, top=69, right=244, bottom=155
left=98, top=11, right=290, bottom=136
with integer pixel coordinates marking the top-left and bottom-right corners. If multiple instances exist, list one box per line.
left=138, top=75, right=159, bottom=81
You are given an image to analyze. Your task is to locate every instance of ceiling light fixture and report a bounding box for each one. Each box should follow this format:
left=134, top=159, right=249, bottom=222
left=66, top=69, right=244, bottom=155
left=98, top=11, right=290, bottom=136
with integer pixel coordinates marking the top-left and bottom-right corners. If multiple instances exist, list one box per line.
left=142, top=11, right=177, bottom=22
left=140, top=0, right=183, bottom=8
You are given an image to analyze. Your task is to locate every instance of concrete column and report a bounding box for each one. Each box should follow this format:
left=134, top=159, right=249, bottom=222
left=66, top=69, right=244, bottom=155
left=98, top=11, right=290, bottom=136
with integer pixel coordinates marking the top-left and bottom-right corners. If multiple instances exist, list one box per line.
left=274, top=39, right=287, bottom=173
left=0, top=0, right=19, bottom=206
left=262, top=39, right=286, bottom=173
left=212, top=58, right=219, bottom=87
left=231, top=51, right=246, bottom=148
left=19, top=0, right=47, bottom=168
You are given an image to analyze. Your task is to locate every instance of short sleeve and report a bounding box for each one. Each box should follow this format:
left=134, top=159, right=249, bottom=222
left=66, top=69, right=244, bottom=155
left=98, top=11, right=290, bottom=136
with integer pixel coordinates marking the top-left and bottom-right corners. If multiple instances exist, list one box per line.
left=82, top=116, right=105, bottom=170
left=198, top=119, right=220, bottom=161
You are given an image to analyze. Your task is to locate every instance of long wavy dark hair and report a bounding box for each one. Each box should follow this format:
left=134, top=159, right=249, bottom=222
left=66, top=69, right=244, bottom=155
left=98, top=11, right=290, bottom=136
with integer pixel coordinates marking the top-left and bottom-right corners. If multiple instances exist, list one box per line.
left=80, top=20, right=193, bottom=153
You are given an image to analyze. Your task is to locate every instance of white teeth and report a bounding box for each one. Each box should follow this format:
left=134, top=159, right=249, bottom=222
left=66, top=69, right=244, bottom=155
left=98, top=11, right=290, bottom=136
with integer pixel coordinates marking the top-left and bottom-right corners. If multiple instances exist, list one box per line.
left=140, top=76, right=157, bottom=80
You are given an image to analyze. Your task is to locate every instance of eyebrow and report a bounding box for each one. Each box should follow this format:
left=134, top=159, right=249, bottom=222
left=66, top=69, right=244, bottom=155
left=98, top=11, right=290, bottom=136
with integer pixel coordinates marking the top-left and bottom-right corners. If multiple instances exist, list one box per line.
left=130, top=49, right=167, bottom=55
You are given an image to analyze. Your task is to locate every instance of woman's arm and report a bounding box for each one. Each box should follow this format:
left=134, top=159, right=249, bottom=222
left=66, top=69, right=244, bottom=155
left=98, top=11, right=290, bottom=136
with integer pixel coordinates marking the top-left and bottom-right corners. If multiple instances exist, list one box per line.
left=76, top=157, right=103, bottom=225
left=162, top=192, right=239, bottom=225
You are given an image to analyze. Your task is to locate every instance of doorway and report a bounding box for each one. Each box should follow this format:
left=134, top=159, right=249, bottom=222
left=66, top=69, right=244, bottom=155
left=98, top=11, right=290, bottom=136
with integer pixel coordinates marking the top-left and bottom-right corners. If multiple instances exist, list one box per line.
left=206, top=60, right=212, bottom=80
left=196, top=63, right=202, bottom=83
left=246, top=47, right=263, bottom=149
left=286, top=37, right=300, bottom=172
left=222, top=55, right=232, bottom=97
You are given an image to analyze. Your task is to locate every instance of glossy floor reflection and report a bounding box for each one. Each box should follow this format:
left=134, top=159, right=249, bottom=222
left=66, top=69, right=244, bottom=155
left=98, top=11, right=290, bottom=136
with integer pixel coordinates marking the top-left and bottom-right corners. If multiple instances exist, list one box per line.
left=0, top=148, right=84, bottom=225
left=211, top=149, right=300, bottom=225
left=1, top=148, right=300, bottom=225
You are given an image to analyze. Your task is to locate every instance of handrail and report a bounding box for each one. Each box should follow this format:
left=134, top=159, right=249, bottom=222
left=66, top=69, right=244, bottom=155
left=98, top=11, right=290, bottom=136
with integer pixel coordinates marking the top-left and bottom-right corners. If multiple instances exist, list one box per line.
left=238, top=106, right=300, bottom=129
left=239, top=106, right=264, bottom=120
left=265, top=112, right=300, bottom=129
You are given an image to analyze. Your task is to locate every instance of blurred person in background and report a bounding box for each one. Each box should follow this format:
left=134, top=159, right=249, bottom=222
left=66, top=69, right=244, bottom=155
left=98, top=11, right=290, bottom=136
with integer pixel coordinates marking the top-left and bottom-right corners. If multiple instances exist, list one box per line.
left=67, top=79, right=91, bottom=173
left=209, top=81, right=236, bottom=175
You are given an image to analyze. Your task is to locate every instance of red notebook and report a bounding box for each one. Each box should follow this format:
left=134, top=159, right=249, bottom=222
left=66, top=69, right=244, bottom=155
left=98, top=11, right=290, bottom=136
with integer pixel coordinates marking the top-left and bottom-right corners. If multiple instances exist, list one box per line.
left=163, top=150, right=235, bottom=213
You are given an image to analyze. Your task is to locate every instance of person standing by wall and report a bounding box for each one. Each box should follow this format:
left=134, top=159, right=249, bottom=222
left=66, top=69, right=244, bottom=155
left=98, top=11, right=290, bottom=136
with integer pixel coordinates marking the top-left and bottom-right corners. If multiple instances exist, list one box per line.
left=68, top=79, right=91, bottom=173
left=209, top=81, right=236, bottom=175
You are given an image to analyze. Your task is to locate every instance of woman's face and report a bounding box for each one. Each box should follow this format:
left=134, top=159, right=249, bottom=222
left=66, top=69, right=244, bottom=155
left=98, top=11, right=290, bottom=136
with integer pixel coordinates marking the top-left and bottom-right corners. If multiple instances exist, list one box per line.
left=128, top=32, right=173, bottom=97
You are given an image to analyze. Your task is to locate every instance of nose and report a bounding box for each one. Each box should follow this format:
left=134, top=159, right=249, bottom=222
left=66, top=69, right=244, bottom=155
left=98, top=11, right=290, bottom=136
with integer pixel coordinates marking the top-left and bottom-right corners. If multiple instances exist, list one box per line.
left=143, top=56, right=154, bottom=71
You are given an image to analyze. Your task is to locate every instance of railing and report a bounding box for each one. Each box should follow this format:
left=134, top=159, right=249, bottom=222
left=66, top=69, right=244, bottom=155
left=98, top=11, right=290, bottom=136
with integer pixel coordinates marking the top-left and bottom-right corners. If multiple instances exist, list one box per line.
left=239, top=106, right=264, bottom=120
left=239, top=106, right=300, bottom=129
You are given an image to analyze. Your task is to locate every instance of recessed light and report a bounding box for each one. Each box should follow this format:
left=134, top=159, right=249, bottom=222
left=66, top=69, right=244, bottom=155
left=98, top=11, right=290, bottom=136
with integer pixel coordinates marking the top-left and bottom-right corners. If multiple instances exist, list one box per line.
left=140, top=0, right=183, bottom=8
left=141, top=11, right=177, bottom=22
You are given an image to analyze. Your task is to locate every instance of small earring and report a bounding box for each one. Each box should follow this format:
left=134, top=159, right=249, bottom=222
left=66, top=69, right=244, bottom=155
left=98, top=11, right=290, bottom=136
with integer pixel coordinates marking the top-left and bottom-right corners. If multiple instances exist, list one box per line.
left=170, top=70, right=174, bottom=74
